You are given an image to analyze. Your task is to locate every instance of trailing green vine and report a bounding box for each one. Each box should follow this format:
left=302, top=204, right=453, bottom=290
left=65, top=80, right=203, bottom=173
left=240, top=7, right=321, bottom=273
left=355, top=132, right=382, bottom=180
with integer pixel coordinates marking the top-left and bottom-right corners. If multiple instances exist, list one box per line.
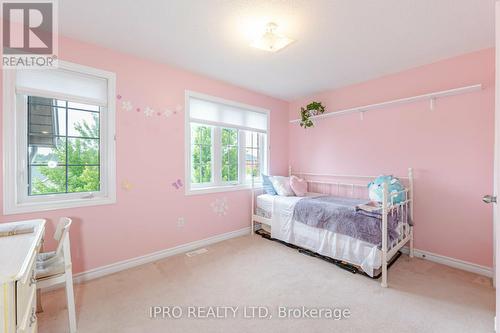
left=299, top=101, right=326, bottom=128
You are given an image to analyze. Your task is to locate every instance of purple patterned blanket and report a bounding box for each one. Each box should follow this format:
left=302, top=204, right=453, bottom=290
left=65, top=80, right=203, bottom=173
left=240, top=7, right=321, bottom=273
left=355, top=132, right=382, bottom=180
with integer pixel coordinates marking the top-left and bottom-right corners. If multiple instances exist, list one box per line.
left=292, top=196, right=399, bottom=246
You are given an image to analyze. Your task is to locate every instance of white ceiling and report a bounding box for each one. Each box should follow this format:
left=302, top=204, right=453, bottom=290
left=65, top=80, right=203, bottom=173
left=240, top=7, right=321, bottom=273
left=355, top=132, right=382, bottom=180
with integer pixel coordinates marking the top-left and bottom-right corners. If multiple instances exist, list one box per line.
left=59, top=0, right=495, bottom=101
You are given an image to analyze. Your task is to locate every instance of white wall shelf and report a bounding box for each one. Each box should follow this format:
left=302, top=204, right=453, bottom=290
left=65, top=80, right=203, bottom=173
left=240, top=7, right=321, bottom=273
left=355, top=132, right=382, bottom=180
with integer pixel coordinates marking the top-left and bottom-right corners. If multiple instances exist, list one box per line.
left=290, top=84, right=483, bottom=123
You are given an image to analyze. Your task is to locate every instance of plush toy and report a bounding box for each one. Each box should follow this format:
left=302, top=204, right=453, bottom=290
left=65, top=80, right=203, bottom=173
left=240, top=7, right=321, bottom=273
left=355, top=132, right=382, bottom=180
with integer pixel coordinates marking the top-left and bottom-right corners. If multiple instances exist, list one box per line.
left=368, top=175, right=405, bottom=204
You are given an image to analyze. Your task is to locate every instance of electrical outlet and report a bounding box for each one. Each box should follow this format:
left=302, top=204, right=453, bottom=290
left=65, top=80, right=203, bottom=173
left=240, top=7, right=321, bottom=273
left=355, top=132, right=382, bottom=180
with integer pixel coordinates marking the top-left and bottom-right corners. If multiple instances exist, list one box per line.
left=177, top=217, right=185, bottom=228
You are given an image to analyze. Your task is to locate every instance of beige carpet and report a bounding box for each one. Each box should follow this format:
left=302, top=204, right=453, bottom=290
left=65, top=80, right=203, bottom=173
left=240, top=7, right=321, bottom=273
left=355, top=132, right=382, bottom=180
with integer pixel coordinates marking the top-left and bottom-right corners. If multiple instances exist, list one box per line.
left=38, top=235, right=494, bottom=333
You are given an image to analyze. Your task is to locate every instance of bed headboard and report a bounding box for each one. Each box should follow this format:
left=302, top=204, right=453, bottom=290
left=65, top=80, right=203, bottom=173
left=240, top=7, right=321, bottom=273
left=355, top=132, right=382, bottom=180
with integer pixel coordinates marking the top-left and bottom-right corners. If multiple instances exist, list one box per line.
left=289, top=166, right=414, bottom=202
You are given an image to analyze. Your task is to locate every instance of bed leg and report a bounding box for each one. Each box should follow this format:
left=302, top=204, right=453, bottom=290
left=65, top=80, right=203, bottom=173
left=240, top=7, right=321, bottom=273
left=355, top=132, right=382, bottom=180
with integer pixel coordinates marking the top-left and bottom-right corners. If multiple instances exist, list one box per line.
left=409, top=227, right=414, bottom=258
left=251, top=186, right=255, bottom=235
left=381, top=253, right=388, bottom=288
left=381, top=182, right=388, bottom=288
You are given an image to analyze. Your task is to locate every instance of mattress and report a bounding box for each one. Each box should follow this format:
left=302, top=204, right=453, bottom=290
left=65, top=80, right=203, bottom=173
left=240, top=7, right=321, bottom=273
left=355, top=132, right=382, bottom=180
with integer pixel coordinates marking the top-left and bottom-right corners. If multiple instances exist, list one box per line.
left=256, top=193, right=320, bottom=217
left=256, top=194, right=276, bottom=216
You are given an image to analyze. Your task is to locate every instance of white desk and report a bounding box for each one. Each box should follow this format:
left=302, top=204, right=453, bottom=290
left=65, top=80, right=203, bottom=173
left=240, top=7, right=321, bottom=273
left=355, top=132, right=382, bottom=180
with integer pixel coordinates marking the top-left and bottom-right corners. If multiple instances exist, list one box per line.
left=0, top=219, right=45, bottom=333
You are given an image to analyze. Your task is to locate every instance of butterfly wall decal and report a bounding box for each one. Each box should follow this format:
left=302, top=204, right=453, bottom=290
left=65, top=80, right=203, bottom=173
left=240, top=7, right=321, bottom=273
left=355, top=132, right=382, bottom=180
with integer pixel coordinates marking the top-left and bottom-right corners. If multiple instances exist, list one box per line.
left=172, top=179, right=183, bottom=190
left=121, top=180, right=133, bottom=190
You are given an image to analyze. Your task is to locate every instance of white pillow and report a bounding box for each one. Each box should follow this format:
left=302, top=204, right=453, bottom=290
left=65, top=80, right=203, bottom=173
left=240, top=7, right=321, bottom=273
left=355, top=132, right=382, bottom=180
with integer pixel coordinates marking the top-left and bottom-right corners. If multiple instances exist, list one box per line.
left=270, top=176, right=295, bottom=196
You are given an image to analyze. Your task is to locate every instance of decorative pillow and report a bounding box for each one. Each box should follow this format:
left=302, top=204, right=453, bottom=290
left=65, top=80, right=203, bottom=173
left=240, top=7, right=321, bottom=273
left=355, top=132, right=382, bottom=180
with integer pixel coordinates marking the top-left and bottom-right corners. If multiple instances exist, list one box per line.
left=270, top=176, right=295, bottom=196
left=368, top=175, right=405, bottom=204
left=261, top=175, right=277, bottom=195
left=290, top=176, right=307, bottom=196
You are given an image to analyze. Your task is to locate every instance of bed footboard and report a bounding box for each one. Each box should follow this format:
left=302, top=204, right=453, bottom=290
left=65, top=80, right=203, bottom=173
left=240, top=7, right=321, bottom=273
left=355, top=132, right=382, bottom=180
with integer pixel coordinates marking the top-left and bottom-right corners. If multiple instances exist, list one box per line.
left=381, top=168, right=414, bottom=287
left=251, top=187, right=271, bottom=234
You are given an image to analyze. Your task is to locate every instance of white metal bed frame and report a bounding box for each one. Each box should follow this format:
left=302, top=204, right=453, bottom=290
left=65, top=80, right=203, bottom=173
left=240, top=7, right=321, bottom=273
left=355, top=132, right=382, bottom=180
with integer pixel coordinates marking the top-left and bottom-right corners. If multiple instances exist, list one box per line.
left=251, top=167, right=414, bottom=288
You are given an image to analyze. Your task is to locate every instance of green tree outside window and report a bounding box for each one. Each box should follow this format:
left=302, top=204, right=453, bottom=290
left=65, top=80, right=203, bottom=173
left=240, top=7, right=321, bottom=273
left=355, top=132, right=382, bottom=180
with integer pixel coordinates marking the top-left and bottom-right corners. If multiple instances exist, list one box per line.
left=30, top=98, right=100, bottom=195
left=221, top=128, right=238, bottom=182
left=191, top=124, right=212, bottom=183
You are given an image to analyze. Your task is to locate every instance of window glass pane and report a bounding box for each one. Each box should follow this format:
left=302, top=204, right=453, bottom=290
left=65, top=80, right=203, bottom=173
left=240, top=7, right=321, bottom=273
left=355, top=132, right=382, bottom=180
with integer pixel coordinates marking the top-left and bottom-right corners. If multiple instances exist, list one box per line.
left=221, top=164, right=229, bottom=182
left=245, top=130, right=266, bottom=183
left=28, top=101, right=66, bottom=143
left=68, top=110, right=99, bottom=138
left=221, top=128, right=238, bottom=182
left=260, top=133, right=267, bottom=175
left=222, top=128, right=237, bottom=146
left=67, top=138, right=99, bottom=165
left=29, top=96, right=56, bottom=106
left=27, top=96, right=101, bottom=196
left=201, top=145, right=212, bottom=161
left=28, top=106, right=67, bottom=137
left=245, top=148, right=260, bottom=181
left=201, top=162, right=212, bottom=183
left=28, top=103, right=53, bottom=136
left=191, top=145, right=201, bottom=163
left=68, top=166, right=100, bottom=193
left=192, top=162, right=212, bottom=184
left=245, top=131, right=258, bottom=147
left=55, top=108, right=66, bottom=136
left=29, top=165, right=66, bottom=195
left=247, top=163, right=261, bottom=179
left=222, top=146, right=238, bottom=182
left=68, top=101, right=100, bottom=112
left=192, top=124, right=212, bottom=145
left=191, top=124, right=212, bottom=184
left=29, top=137, right=66, bottom=165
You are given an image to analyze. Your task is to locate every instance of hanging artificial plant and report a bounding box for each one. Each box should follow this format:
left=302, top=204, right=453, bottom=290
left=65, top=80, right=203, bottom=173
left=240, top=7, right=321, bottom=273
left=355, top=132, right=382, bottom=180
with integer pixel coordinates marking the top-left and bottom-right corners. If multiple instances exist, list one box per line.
left=299, top=101, right=326, bottom=128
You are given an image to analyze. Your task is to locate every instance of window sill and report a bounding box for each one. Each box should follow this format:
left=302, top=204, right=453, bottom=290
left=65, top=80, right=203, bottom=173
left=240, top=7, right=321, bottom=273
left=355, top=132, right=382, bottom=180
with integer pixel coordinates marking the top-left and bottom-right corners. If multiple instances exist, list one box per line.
left=185, top=184, right=263, bottom=196
left=3, top=196, right=116, bottom=215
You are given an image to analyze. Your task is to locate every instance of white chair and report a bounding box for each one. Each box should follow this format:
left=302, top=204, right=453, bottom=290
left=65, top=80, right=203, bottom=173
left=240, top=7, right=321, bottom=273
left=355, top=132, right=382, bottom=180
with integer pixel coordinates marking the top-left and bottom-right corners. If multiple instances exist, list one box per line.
left=36, top=217, right=77, bottom=333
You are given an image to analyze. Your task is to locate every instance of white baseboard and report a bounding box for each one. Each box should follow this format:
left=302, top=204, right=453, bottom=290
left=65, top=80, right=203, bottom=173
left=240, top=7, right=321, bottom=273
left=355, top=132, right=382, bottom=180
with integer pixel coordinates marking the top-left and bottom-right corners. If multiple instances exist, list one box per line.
left=43, top=227, right=492, bottom=293
left=43, top=227, right=251, bottom=291
left=401, top=247, right=492, bottom=278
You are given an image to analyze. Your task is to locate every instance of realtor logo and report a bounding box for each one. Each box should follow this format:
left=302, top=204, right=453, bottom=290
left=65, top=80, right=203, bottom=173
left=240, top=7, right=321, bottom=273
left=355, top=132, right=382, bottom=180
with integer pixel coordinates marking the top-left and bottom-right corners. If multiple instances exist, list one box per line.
left=1, top=0, right=58, bottom=68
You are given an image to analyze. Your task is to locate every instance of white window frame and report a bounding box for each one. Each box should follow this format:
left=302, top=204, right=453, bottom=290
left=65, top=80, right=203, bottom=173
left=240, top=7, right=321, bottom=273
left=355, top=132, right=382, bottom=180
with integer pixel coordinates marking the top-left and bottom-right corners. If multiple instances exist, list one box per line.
left=3, top=61, right=116, bottom=214
left=185, top=91, right=270, bottom=196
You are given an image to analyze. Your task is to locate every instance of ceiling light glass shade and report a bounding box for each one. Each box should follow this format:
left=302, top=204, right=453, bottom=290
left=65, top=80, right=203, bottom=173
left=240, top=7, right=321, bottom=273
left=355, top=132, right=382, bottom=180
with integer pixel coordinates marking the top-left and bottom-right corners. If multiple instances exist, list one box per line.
left=250, top=22, right=294, bottom=52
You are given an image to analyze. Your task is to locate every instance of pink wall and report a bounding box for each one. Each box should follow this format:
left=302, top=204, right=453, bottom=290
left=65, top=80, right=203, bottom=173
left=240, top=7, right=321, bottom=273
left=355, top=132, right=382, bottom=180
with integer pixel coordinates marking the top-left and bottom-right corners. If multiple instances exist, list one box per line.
left=289, top=48, right=495, bottom=268
left=0, top=37, right=290, bottom=274
left=0, top=36, right=493, bottom=273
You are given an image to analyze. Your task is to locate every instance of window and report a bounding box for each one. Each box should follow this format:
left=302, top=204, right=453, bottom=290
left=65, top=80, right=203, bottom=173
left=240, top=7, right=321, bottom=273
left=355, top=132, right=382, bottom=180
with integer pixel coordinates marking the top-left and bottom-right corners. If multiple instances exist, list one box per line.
left=185, top=91, right=269, bottom=194
left=3, top=61, right=116, bottom=214
left=190, top=124, right=213, bottom=184
left=221, top=128, right=239, bottom=183
left=245, top=131, right=264, bottom=182
left=28, top=97, right=101, bottom=195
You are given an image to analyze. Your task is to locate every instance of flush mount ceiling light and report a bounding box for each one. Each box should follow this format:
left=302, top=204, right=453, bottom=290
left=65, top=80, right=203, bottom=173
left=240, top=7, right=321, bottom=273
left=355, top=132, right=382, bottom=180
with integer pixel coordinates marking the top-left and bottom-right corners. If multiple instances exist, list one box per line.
left=250, top=22, right=294, bottom=52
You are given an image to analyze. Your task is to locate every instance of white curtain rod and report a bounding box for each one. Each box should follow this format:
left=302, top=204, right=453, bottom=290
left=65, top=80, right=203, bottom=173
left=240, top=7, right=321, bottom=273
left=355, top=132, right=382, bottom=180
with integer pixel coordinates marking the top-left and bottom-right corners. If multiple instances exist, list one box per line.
left=289, top=83, right=482, bottom=123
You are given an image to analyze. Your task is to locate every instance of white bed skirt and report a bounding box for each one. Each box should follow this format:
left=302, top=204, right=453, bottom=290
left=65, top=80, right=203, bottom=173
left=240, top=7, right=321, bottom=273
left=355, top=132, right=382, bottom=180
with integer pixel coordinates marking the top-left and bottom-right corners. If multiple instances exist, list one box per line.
left=268, top=194, right=383, bottom=276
